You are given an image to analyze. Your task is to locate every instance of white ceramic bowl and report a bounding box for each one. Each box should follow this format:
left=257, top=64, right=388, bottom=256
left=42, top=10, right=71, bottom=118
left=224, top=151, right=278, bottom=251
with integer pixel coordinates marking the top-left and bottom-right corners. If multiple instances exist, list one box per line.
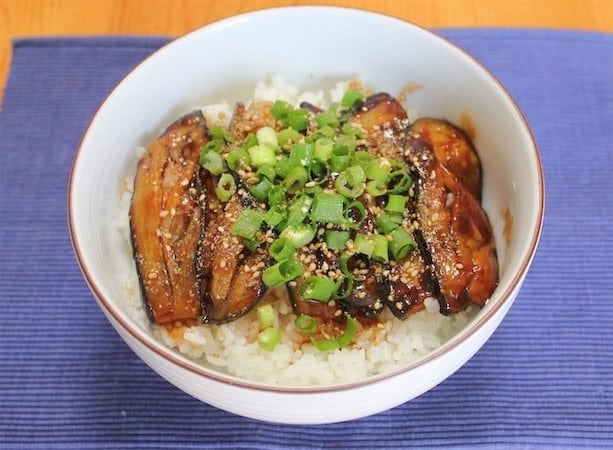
left=68, top=6, right=544, bottom=424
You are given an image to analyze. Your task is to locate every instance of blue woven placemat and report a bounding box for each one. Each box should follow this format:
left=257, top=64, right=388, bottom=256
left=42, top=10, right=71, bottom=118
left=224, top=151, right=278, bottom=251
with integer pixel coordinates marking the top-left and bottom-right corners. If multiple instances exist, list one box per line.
left=0, top=29, right=612, bottom=449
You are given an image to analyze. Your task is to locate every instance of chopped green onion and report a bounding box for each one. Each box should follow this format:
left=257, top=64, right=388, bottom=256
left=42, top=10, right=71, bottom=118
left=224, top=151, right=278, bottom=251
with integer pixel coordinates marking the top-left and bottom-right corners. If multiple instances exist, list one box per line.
left=215, top=173, right=236, bottom=202
left=250, top=178, right=272, bottom=202
left=335, top=134, right=358, bottom=152
left=294, top=314, right=317, bottom=335
left=226, top=147, right=250, bottom=170
left=366, top=179, right=387, bottom=196
left=325, top=230, right=351, bottom=250
left=339, top=252, right=357, bottom=280
left=257, top=304, right=277, bottom=330
left=280, top=223, right=316, bottom=248
left=313, top=125, right=336, bottom=139
left=375, top=213, right=399, bottom=234
left=200, top=149, right=225, bottom=175
left=270, top=100, right=293, bottom=120
left=335, top=165, right=365, bottom=199
left=333, top=276, right=354, bottom=299
left=334, top=314, right=358, bottom=348
left=256, top=126, right=278, bottom=150
left=264, top=205, right=286, bottom=228
left=389, top=228, right=416, bottom=260
left=365, top=157, right=391, bottom=182
left=243, top=133, right=258, bottom=149
left=267, top=184, right=286, bottom=206
left=278, top=128, right=302, bottom=150
left=248, top=145, right=277, bottom=168
left=287, top=194, right=312, bottom=224
left=285, top=108, right=310, bottom=132
left=388, top=169, right=413, bottom=194
left=275, top=156, right=292, bottom=179
left=269, top=237, right=296, bottom=261
left=257, top=327, right=281, bottom=351
left=353, top=233, right=375, bottom=258
left=308, top=160, right=329, bottom=185
left=314, top=137, right=334, bottom=161
left=315, top=110, right=339, bottom=128
left=230, top=209, right=265, bottom=240
left=301, top=276, right=338, bottom=302
left=288, top=143, right=313, bottom=168
left=283, top=166, right=309, bottom=193
left=243, top=237, right=263, bottom=252
left=310, top=193, right=346, bottom=224
left=388, top=158, right=405, bottom=170
left=386, top=194, right=408, bottom=214
left=310, top=314, right=357, bottom=351
left=255, top=164, right=276, bottom=181
left=372, top=234, right=389, bottom=263
left=343, top=201, right=367, bottom=229
left=201, top=139, right=223, bottom=154
left=351, top=150, right=375, bottom=168
left=330, top=144, right=353, bottom=173
left=387, top=211, right=404, bottom=224
left=341, top=89, right=365, bottom=109
left=310, top=335, right=341, bottom=352
left=341, top=123, right=364, bottom=138
left=210, top=126, right=233, bottom=143
left=262, top=258, right=304, bottom=288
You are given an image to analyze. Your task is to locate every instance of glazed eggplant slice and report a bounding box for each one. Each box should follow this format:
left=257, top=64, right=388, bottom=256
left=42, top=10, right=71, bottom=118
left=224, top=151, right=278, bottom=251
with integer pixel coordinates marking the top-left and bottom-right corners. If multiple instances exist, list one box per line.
left=410, top=118, right=482, bottom=200
left=199, top=186, right=271, bottom=323
left=350, top=93, right=439, bottom=318
left=198, top=102, right=274, bottom=323
left=351, top=92, right=409, bottom=136
left=130, top=111, right=208, bottom=324
left=405, top=127, right=498, bottom=314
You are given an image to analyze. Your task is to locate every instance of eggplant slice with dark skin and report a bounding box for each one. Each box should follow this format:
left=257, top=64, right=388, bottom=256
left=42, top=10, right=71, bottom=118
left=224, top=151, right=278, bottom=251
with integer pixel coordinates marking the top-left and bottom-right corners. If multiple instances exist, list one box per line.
left=198, top=102, right=276, bottom=323
left=405, top=121, right=498, bottom=314
left=199, top=178, right=271, bottom=323
left=130, top=111, right=208, bottom=324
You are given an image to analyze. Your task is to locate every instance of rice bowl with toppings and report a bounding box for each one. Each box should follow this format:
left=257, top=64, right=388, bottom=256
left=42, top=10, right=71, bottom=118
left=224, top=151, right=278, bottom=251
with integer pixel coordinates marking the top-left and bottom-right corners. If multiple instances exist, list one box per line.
left=69, top=6, right=543, bottom=423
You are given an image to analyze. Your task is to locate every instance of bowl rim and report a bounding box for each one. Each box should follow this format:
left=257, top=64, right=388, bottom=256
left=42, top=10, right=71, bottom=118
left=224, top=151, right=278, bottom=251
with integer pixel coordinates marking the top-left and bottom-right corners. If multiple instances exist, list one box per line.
left=67, top=5, right=545, bottom=394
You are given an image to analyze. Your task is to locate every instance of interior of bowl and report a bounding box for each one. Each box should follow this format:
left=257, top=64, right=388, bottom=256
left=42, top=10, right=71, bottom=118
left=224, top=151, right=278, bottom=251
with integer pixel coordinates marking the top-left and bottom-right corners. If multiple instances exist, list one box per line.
left=69, top=6, right=543, bottom=389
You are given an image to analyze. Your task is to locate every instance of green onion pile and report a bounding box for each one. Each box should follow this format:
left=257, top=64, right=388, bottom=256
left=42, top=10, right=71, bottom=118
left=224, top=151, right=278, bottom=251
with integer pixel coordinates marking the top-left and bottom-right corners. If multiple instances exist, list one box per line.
left=199, top=89, right=417, bottom=351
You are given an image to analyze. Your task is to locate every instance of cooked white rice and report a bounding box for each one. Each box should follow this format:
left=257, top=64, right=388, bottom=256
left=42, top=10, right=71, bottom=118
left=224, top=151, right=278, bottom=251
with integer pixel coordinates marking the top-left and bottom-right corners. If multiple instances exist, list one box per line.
left=117, top=77, right=477, bottom=386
